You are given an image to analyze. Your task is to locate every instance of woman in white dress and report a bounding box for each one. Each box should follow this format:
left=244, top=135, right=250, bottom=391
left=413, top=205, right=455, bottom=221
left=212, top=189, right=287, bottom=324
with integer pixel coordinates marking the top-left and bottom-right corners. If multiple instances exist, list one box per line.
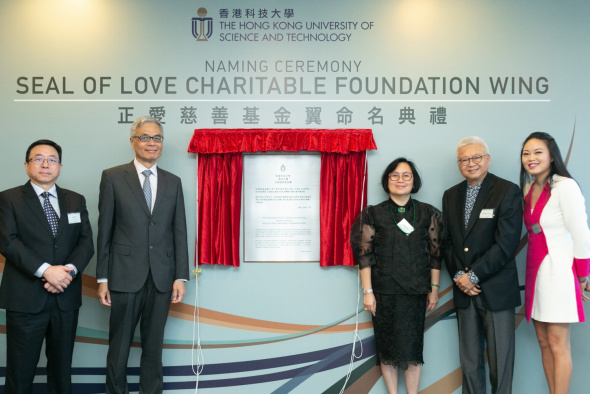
left=520, top=131, right=590, bottom=394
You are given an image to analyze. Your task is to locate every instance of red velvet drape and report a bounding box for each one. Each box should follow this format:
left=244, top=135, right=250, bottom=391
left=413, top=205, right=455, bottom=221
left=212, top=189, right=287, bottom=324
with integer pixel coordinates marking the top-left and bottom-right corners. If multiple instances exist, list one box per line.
left=188, top=129, right=376, bottom=154
left=197, top=153, right=242, bottom=267
left=320, top=152, right=368, bottom=267
left=189, top=129, right=376, bottom=267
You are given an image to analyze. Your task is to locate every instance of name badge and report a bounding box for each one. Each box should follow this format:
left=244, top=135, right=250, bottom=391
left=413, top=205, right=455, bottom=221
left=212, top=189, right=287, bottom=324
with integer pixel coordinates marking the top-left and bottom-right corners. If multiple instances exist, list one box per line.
left=67, top=212, right=81, bottom=224
left=479, top=209, right=494, bottom=219
left=531, top=223, right=542, bottom=234
left=397, top=218, right=415, bottom=235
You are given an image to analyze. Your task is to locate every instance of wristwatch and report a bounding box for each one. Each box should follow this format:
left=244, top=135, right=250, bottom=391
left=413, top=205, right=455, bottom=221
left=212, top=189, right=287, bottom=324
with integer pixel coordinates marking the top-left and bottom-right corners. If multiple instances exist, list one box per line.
left=363, top=289, right=373, bottom=294
left=68, top=269, right=77, bottom=279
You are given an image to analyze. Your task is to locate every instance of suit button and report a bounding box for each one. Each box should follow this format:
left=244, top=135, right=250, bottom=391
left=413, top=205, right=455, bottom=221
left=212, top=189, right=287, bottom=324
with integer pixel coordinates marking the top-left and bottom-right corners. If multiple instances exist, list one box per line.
left=464, top=247, right=469, bottom=252
left=150, top=222, right=154, bottom=226
left=149, top=246, right=153, bottom=250
left=54, top=245, right=59, bottom=249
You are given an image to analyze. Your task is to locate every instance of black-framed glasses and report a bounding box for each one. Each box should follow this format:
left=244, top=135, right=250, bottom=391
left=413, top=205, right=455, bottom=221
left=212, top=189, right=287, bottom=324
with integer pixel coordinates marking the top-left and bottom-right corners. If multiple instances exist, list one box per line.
left=28, top=157, right=60, bottom=165
left=133, top=135, right=164, bottom=143
left=458, top=154, right=488, bottom=166
left=389, top=172, right=413, bottom=181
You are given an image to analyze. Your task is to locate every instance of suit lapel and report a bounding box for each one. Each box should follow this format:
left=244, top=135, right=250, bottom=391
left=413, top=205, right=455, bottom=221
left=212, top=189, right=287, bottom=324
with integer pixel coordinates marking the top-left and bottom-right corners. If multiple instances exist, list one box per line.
left=464, top=174, right=494, bottom=238
left=55, top=185, right=67, bottom=239
left=456, top=181, right=467, bottom=238
left=22, top=181, right=54, bottom=237
left=122, top=162, right=152, bottom=217
left=152, top=169, right=167, bottom=215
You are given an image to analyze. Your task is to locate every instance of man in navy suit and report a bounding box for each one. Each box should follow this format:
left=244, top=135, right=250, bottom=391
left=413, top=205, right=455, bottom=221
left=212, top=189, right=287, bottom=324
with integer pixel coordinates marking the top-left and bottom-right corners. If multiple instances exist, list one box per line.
left=0, top=139, right=94, bottom=393
left=97, top=116, right=189, bottom=394
left=443, top=136, right=522, bottom=394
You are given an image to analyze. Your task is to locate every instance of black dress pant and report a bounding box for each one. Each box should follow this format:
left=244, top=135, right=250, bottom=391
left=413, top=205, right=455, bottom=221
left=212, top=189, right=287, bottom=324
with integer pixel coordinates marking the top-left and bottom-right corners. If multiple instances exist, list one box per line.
left=106, top=272, right=172, bottom=394
left=5, top=294, right=79, bottom=394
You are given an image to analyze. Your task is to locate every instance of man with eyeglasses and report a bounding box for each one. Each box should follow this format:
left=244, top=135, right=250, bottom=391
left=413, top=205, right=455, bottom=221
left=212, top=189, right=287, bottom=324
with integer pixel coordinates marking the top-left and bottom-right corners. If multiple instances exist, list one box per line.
left=442, top=136, right=522, bottom=394
left=96, top=116, right=189, bottom=394
left=0, top=139, right=94, bottom=393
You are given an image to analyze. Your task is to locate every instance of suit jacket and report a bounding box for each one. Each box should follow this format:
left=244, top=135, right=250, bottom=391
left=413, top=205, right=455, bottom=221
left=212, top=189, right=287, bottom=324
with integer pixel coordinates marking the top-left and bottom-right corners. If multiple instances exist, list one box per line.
left=442, top=173, right=522, bottom=311
left=96, top=162, right=189, bottom=293
left=0, top=181, right=94, bottom=313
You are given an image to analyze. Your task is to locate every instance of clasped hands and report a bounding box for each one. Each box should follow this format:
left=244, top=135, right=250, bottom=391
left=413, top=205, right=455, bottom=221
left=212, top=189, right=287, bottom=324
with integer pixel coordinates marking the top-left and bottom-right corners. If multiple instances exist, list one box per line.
left=455, top=273, right=481, bottom=296
left=42, top=265, right=74, bottom=293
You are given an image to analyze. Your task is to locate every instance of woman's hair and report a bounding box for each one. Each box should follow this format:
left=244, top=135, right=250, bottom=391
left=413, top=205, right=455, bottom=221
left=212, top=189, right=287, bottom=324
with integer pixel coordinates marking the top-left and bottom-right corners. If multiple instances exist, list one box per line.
left=519, top=131, right=573, bottom=191
left=380, top=157, right=422, bottom=194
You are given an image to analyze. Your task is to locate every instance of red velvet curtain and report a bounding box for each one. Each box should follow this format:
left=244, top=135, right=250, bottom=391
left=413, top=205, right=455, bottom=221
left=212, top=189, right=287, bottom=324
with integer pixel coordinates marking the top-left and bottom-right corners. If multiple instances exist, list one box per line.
left=320, top=152, right=368, bottom=267
left=188, top=129, right=376, bottom=154
left=197, top=153, right=242, bottom=267
left=189, top=129, right=376, bottom=267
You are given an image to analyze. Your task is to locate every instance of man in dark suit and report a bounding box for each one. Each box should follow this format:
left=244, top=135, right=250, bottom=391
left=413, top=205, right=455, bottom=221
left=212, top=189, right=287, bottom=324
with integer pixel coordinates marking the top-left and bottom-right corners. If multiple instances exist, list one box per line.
left=97, top=116, right=189, bottom=394
left=443, top=137, right=522, bottom=394
left=0, top=139, right=94, bottom=393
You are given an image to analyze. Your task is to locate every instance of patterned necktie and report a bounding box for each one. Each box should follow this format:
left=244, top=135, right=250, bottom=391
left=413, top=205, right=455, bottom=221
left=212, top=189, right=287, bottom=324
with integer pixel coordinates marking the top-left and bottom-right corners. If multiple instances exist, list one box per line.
left=464, top=185, right=479, bottom=228
left=41, top=192, right=59, bottom=237
left=142, top=169, right=153, bottom=212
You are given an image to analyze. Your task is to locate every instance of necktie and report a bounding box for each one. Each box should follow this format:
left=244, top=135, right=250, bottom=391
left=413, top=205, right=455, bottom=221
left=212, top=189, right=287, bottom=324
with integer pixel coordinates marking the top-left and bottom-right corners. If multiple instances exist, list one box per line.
left=142, top=169, right=153, bottom=211
left=41, top=192, right=59, bottom=237
left=464, top=187, right=478, bottom=228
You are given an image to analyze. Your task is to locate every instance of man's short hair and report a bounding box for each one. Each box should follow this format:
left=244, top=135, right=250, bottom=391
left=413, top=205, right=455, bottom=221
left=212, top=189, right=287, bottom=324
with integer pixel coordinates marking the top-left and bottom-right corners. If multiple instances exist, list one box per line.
left=130, top=116, right=164, bottom=138
left=25, top=139, right=62, bottom=163
left=455, top=136, right=490, bottom=158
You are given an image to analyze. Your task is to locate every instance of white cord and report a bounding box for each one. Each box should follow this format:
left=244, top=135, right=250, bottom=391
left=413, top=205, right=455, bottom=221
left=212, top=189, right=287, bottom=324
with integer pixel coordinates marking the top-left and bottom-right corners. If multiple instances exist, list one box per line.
left=338, top=268, right=364, bottom=394
left=339, top=151, right=368, bottom=393
left=192, top=154, right=204, bottom=393
left=191, top=271, right=204, bottom=393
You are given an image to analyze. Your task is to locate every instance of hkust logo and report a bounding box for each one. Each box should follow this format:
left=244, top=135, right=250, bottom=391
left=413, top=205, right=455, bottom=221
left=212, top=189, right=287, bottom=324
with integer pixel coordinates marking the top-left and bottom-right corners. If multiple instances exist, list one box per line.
left=192, top=7, right=213, bottom=42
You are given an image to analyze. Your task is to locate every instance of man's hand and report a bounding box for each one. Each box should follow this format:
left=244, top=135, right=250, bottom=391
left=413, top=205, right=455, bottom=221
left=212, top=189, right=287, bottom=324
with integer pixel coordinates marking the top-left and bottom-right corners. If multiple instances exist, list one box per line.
left=44, top=282, right=61, bottom=293
left=98, top=282, right=111, bottom=306
left=467, top=285, right=482, bottom=296
left=171, top=280, right=185, bottom=304
left=455, top=273, right=481, bottom=295
left=42, top=266, right=73, bottom=293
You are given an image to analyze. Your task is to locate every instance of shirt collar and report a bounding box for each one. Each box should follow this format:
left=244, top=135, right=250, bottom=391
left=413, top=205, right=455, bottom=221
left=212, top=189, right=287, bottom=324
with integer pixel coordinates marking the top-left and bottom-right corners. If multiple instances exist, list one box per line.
left=466, top=181, right=483, bottom=191
left=134, top=158, right=158, bottom=178
left=31, top=182, right=58, bottom=198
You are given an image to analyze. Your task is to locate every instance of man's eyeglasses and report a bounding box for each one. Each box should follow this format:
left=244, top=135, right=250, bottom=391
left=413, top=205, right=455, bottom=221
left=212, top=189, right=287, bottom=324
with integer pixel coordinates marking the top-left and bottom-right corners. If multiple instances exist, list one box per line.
left=132, top=135, right=164, bottom=143
left=28, top=157, right=60, bottom=165
left=389, top=172, right=413, bottom=181
left=458, top=154, right=488, bottom=167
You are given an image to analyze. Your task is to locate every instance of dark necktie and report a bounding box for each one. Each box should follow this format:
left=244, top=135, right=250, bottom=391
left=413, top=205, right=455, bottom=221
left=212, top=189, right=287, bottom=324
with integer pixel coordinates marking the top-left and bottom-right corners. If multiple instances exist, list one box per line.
left=41, top=191, right=59, bottom=237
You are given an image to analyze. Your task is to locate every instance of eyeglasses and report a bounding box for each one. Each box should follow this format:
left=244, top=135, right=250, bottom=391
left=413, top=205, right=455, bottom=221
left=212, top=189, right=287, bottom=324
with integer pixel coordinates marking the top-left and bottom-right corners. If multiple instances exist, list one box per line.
left=28, top=157, right=60, bottom=165
left=389, top=172, right=413, bottom=181
left=458, top=154, right=488, bottom=167
left=132, top=135, right=164, bottom=143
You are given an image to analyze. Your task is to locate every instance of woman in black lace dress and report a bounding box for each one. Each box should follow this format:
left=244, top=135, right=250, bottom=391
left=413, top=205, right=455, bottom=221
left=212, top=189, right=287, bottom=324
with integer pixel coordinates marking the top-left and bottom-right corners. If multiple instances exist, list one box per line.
left=351, top=158, right=443, bottom=394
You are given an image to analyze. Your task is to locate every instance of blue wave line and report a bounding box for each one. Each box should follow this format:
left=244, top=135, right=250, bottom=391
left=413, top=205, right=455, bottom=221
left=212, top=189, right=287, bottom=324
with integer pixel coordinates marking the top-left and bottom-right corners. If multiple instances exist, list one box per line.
left=271, top=337, right=375, bottom=393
